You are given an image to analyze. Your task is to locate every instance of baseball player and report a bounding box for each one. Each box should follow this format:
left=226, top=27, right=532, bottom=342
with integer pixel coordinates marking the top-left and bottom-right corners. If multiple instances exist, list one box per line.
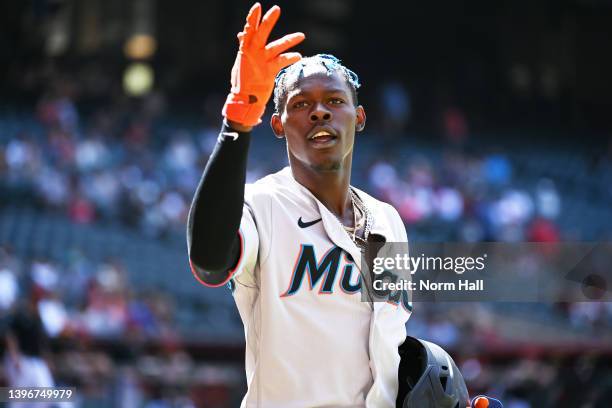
left=186, top=3, right=440, bottom=407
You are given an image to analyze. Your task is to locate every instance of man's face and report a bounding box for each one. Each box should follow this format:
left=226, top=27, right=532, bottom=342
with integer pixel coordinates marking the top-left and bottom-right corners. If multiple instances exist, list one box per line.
left=271, top=68, right=366, bottom=172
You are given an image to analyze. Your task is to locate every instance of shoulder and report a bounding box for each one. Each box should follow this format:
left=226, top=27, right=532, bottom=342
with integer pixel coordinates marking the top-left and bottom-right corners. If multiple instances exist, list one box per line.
left=353, top=187, right=407, bottom=240
left=244, top=167, right=303, bottom=210
left=355, top=187, right=401, bottom=221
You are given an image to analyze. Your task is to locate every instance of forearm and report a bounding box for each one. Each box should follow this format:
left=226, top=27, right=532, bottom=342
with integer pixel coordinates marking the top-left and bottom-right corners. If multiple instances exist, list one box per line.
left=187, top=120, right=251, bottom=282
left=227, top=119, right=253, bottom=133
left=188, top=2, right=303, bottom=284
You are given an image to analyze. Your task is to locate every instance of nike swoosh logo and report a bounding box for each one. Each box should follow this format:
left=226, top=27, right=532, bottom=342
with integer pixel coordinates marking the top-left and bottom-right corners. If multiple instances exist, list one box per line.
left=221, top=131, right=239, bottom=141
left=298, top=217, right=322, bottom=228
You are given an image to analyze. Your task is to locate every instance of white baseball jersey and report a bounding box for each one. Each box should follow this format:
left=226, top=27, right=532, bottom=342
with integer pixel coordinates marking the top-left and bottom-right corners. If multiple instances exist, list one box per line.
left=195, top=167, right=411, bottom=407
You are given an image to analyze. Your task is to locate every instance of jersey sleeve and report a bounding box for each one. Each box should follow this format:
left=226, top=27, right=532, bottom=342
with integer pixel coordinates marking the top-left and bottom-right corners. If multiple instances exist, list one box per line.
left=189, top=198, right=260, bottom=288
left=230, top=201, right=260, bottom=287
left=387, top=203, right=413, bottom=316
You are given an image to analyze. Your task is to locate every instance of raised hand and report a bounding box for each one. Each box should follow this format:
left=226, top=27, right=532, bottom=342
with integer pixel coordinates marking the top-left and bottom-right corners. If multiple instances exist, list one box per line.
left=222, top=3, right=305, bottom=128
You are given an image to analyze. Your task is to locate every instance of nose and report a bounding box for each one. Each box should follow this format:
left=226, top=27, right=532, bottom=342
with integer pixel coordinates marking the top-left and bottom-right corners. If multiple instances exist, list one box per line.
left=309, top=102, right=332, bottom=123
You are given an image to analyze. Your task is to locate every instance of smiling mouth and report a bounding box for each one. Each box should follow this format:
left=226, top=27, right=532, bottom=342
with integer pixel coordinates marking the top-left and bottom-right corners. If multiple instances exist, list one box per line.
left=308, top=129, right=339, bottom=147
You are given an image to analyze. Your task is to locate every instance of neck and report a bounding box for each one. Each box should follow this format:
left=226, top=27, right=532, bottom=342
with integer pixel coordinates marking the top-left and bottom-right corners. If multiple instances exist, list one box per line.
left=289, top=155, right=353, bottom=220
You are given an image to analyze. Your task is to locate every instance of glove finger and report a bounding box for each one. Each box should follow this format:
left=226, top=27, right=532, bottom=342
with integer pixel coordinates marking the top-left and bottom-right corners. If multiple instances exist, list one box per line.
left=265, top=32, right=305, bottom=58
left=241, top=3, right=262, bottom=48
left=272, top=52, right=302, bottom=72
left=245, top=2, right=262, bottom=30
left=253, top=5, right=281, bottom=48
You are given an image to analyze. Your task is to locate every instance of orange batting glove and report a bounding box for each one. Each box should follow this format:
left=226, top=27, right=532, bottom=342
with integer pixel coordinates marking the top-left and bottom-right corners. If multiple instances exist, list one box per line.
left=471, top=395, right=503, bottom=408
left=222, top=3, right=305, bottom=127
left=472, top=397, right=489, bottom=408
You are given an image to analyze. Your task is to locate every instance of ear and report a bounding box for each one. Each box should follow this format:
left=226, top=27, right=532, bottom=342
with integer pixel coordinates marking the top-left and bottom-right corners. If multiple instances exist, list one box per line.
left=270, top=113, right=285, bottom=139
left=355, top=105, right=366, bottom=132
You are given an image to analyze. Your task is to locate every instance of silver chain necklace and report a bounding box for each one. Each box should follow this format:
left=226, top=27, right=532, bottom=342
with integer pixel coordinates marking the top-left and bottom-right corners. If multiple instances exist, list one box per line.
left=336, top=188, right=371, bottom=247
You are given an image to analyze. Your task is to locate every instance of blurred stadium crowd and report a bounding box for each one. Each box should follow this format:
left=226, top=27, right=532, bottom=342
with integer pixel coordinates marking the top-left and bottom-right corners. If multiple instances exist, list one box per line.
left=1, top=80, right=611, bottom=406
left=1, top=0, right=612, bottom=404
left=3, top=84, right=612, bottom=241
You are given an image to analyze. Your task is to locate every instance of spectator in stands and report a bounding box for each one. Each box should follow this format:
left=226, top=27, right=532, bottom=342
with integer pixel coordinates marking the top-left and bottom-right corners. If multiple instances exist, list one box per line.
left=3, top=301, right=56, bottom=408
left=0, top=246, right=21, bottom=312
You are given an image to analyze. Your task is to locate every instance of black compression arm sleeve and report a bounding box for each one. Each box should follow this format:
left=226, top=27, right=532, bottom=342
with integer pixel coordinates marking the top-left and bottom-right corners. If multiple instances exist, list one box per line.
left=187, top=121, right=251, bottom=285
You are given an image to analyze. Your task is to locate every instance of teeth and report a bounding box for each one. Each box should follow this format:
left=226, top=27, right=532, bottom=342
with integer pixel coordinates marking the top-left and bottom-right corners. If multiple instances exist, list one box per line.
left=312, top=131, right=333, bottom=139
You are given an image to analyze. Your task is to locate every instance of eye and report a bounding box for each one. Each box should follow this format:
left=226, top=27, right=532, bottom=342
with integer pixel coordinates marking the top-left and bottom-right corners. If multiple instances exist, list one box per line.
left=329, top=97, right=345, bottom=105
left=292, top=100, right=308, bottom=109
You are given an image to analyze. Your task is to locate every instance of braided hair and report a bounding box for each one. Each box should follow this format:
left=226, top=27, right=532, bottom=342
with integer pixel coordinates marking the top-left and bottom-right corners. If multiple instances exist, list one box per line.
left=273, top=54, right=361, bottom=113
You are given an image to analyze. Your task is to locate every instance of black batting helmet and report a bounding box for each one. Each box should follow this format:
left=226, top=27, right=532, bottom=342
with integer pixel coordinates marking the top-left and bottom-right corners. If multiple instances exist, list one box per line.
left=397, top=336, right=470, bottom=408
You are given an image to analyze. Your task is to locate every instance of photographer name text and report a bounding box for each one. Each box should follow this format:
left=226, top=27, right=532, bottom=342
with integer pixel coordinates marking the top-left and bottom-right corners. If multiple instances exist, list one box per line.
left=374, top=279, right=484, bottom=292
